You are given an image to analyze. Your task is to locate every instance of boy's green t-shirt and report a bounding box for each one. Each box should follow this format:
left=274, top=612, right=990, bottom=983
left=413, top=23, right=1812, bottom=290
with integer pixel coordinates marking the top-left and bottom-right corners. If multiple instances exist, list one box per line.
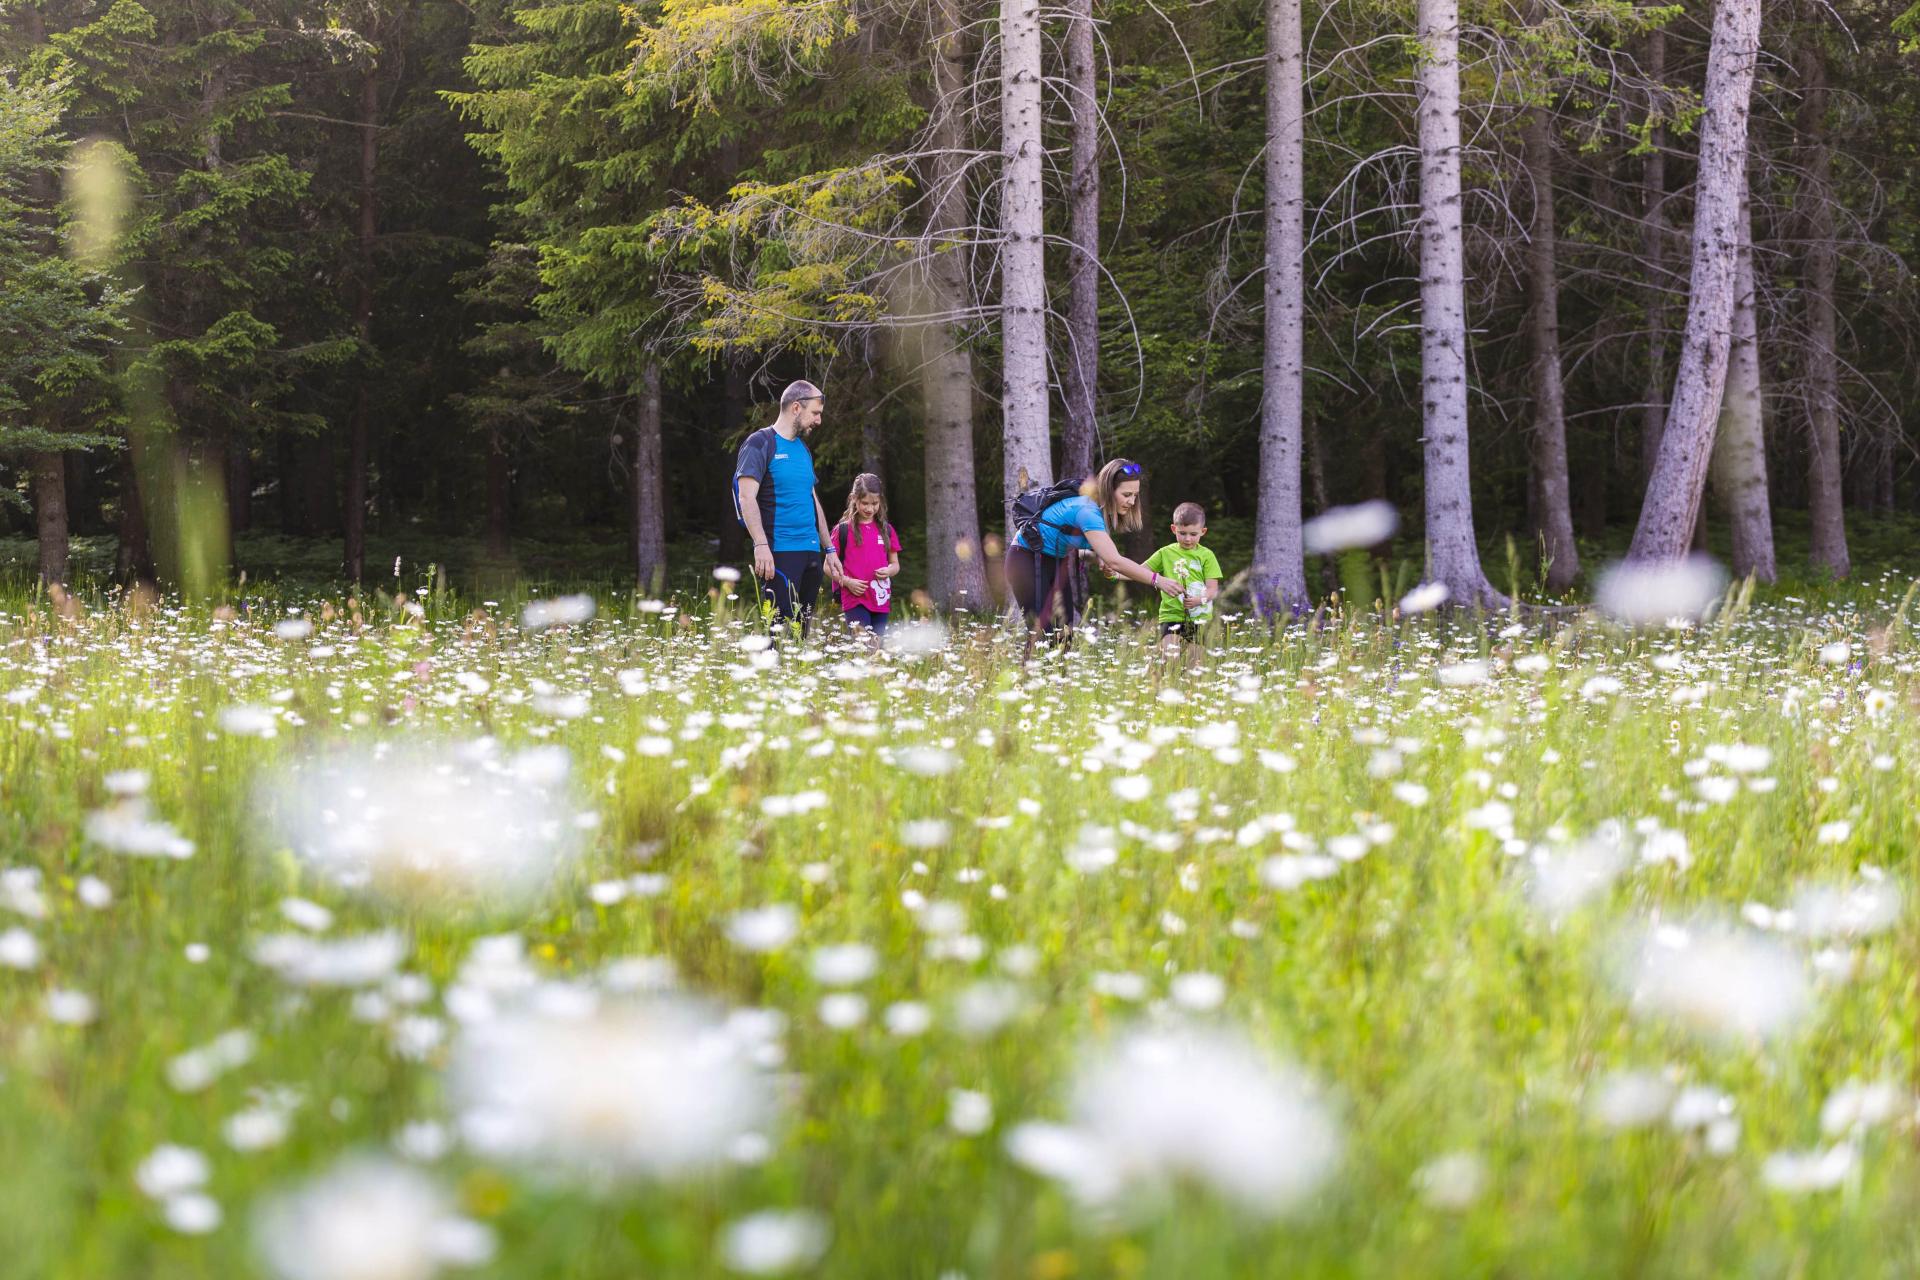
left=1143, top=542, right=1223, bottom=623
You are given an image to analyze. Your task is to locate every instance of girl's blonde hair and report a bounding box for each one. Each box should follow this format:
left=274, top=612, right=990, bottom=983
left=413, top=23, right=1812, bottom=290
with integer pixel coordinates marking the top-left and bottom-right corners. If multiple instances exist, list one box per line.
left=1091, top=458, right=1145, bottom=536
left=837, top=472, right=890, bottom=548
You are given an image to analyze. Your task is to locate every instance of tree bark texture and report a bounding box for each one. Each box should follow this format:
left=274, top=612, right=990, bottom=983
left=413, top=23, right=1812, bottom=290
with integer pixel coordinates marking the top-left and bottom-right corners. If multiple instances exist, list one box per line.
left=1523, top=105, right=1579, bottom=592
left=1708, top=179, right=1775, bottom=581
left=343, top=66, right=379, bottom=583
left=922, top=0, right=991, bottom=611
left=1627, top=0, right=1760, bottom=562
left=1060, top=0, right=1099, bottom=477
left=1415, top=0, right=1503, bottom=606
left=1252, top=0, right=1310, bottom=614
left=634, top=362, right=668, bottom=590
left=32, top=451, right=70, bottom=586
left=1798, top=21, right=1849, bottom=578
left=116, top=451, right=155, bottom=583
left=1640, top=15, right=1669, bottom=486
left=1000, top=0, right=1052, bottom=517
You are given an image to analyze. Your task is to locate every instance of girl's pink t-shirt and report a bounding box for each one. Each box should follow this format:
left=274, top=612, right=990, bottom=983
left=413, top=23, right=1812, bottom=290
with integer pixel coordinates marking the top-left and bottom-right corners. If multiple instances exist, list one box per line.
left=834, top=521, right=901, bottom=613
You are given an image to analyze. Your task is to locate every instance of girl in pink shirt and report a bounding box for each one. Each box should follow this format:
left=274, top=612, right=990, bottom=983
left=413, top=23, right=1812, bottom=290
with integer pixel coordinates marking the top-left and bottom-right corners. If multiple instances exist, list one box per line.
left=829, top=473, right=901, bottom=635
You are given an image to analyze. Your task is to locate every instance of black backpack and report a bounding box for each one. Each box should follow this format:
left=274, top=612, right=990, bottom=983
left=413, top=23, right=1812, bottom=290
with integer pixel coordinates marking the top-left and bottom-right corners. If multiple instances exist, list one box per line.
left=1009, top=476, right=1089, bottom=552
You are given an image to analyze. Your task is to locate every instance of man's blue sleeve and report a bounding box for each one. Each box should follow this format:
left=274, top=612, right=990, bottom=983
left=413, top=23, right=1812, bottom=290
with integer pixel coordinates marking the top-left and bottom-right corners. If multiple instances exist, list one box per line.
left=734, top=430, right=771, bottom=482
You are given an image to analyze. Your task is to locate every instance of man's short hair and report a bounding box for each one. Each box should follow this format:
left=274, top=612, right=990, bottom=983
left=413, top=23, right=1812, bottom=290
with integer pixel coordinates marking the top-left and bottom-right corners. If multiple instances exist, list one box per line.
left=779, top=379, right=824, bottom=407
left=1172, top=502, right=1206, bottom=526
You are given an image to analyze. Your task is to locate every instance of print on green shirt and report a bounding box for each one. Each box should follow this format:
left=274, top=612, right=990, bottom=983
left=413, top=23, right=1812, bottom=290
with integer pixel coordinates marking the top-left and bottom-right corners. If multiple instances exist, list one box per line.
left=1143, top=543, right=1224, bottom=623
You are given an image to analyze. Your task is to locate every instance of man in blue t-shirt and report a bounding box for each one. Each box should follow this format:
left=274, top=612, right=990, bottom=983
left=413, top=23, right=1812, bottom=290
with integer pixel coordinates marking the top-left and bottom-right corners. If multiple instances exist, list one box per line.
left=733, top=380, right=844, bottom=631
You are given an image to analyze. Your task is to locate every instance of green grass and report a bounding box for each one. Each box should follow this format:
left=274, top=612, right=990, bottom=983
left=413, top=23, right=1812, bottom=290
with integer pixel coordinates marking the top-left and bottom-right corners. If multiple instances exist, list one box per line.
left=4, top=568, right=1920, bottom=1278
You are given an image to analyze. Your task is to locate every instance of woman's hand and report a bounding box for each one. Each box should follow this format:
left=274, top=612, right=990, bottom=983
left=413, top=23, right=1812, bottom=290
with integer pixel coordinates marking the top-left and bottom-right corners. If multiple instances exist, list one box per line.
left=1152, top=573, right=1183, bottom=597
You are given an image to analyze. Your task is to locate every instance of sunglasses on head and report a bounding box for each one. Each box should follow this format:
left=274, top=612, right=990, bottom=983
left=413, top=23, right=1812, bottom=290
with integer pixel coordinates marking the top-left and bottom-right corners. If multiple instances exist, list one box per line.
left=1114, top=460, right=1142, bottom=479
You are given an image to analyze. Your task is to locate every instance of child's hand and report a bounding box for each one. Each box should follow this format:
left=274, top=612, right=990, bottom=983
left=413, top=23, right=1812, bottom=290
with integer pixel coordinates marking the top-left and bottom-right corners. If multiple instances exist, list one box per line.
left=842, top=578, right=871, bottom=598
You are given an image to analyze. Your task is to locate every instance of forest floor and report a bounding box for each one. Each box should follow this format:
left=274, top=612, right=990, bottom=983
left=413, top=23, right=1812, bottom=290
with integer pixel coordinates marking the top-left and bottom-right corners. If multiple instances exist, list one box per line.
left=5, top=560, right=1920, bottom=1276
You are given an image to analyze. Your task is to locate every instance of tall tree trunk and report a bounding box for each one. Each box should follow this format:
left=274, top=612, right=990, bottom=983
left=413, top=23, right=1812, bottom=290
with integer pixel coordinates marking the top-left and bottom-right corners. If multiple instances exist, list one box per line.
left=343, top=67, right=379, bottom=583
left=1415, top=0, right=1503, bottom=607
left=1059, top=0, right=1099, bottom=477
left=116, top=452, right=155, bottom=583
left=1000, top=0, right=1051, bottom=517
left=1627, top=0, right=1761, bottom=562
left=1524, top=105, right=1579, bottom=592
left=1798, top=18, right=1848, bottom=578
left=922, top=0, right=991, bottom=611
left=634, top=363, right=668, bottom=591
left=1640, top=18, right=1669, bottom=487
left=485, top=426, right=512, bottom=558
left=1252, top=0, right=1310, bottom=614
left=1709, top=179, right=1774, bottom=581
left=19, top=24, right=72, bottom=588
left=32, top=451, right=69, bottom=586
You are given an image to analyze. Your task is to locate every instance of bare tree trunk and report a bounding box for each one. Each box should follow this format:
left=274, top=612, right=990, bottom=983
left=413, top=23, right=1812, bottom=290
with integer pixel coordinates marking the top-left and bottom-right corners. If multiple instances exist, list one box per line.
left=116, top=451, right=155, bottom=583
left=1059, top=0, right=1099, bottom=477
left=1640, top=18, right=1669, bottom=487
left=1709, top=178, right=1775, bottom=581
left=634, top=362, right=668, bottom=591
left=1627, top=0, right=1760, bottom=562
left=1799, top=19, right=1848, bottom=578
left=1251, top=0, right=1310, bottom=614
left=32, top=451, right=69, bottom=586
left=343, top=67, right=378, bottom=583
left=922, top=0, right=991, bottom=611
left=1415, top=0, right=1503, bottom=607
left=1000, top=0, right=1051, bottom=516
left=1524, top=106, right=1579, bottom=592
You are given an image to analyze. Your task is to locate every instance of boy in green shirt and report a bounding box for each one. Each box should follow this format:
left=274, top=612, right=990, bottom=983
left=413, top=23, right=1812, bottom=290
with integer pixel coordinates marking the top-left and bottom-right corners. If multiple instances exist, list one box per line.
left=1143, top=502, right=1223, bottom=646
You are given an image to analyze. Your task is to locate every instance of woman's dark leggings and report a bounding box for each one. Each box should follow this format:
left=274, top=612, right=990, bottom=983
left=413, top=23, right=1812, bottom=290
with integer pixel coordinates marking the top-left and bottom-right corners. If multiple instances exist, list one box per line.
left=1005, top=544, right=1080, bottom=635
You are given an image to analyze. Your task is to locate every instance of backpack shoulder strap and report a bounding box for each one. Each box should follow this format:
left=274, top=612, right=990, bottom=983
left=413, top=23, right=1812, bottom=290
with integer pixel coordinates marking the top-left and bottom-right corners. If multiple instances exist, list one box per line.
left=834, top=521, right=848, bottom=561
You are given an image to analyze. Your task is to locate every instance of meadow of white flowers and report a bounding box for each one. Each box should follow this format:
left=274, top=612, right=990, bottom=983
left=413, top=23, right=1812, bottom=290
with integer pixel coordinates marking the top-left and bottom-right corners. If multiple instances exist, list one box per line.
left=4, top=569, right=1919, bottom=1277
